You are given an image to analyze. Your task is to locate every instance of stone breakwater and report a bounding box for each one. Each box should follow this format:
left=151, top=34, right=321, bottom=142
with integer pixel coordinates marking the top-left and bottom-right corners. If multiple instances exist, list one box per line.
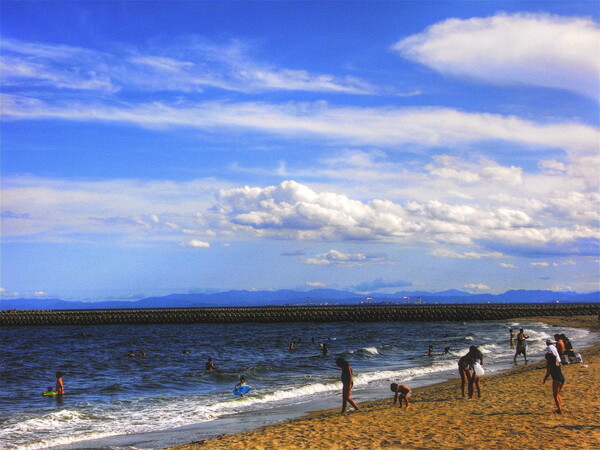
left=1, top=304, right=599, bottom=326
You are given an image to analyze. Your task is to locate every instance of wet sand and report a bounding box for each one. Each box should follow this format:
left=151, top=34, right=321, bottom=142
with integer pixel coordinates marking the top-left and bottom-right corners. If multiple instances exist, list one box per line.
left=169, top=316, right=600, bottom=449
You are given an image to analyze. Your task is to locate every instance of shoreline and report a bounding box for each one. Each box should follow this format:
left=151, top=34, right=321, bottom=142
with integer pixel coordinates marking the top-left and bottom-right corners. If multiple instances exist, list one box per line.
left=169, top=315, right=600, bottom=449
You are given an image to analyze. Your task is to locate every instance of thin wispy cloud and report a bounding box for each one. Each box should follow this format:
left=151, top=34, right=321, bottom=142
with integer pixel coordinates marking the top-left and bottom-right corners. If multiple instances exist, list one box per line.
left=0, top=36, right=378, bottom=95
left=3, top=95, right=597, bottom=154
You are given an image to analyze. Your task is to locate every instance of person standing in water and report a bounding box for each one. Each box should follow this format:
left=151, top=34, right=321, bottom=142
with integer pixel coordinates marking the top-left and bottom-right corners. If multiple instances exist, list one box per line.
left=234, top=376, right=249, bottom=398
left=513, top=328, right=529, bottom=362
left=336, top=358, right=360, bottom=413
left=205, top=357, right=219, bottom=371
left=55, top=371, right=64, bottom=395
left=509, top=329, right=515, bottom=349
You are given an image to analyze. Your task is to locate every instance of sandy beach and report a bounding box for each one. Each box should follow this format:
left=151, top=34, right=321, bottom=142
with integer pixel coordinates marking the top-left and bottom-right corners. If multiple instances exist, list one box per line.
left=170, top=316, right=600, bottom=449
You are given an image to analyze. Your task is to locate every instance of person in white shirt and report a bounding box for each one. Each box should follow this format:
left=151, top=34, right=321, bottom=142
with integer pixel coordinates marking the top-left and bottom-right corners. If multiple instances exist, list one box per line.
left=544, top=339, right=561, bottom=365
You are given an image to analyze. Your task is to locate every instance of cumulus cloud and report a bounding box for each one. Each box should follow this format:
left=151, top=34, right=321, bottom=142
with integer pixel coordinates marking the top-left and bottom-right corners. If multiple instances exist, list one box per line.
left=500, top=263, right=517, bottom=269
left=392, top=13, right=600, bottom=100
left=4, top=173, right=598, bottom=260
left=306, top=281, right=327, bottom=288
left=216, top=180, right=598, bottom=257
left=463, top=283, right=491, bottom=291
left=304, top=249, right=383, bottom=266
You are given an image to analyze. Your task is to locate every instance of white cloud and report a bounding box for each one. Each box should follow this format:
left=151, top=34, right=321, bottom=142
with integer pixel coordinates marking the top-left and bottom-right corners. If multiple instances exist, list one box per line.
left=1, top=36, right=377, bottom=95
left=0, top=175, right=230, bottom=240
left=3, top=169, right=598, bottom=260
left=424, top=154, right=527, bottom=189
left=182, top=239, right=211, bottom=248
left=432, top=248, right=503, bottom=259
left=530, top=262, right=555, bottom=268
left=463, top=283, right=491, bottom=291
left=500, top=263, right=517, bottom=269
left=540, top=160, right=568, bottom=174
left=0, top=288, right=20, bottom=298
left=3, top=95, right=597, bottom=155
left=216, top=180, right=598, bottom=257
left=393, top=13, right=600, bottom=100
left=306, top=281, right=327, bottom=288
left=304, top=249, right=381, bottom=266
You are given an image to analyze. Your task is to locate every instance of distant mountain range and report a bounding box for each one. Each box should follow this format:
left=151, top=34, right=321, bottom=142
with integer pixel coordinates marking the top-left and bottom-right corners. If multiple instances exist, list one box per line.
left=1, top=289, right=598, bottom=310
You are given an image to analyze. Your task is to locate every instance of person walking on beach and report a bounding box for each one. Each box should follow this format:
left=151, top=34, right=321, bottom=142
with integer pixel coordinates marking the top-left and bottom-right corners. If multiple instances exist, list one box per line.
left=542, top=352, right=565, bottom=414
left=513, top=328, right=529, bottom=362
left=509, top=329, right=515, bottom=349
left=55, top=371, right=64, bottom=395
left=467, top=346, right=484, bottom=399
left=390, top=383, right=412, bottom=409
left=458, top=353, right=471, bottom=397
left=336, top=357, right=360, bottom=413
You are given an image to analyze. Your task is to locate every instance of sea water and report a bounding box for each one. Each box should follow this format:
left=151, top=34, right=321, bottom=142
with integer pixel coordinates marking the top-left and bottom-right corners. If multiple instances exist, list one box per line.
left=0, top=319, right=596, bottom=449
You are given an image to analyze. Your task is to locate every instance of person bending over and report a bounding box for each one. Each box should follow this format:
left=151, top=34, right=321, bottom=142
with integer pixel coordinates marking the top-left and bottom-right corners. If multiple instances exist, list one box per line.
left=390, top=383, right=412, bottom=409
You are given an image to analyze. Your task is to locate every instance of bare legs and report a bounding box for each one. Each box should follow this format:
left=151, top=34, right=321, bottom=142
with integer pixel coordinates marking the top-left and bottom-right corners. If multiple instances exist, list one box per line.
left=341, top=383, right=360, bottom=413
left=552, top=381, right=564, bottom=413
left=468, top=374, right=481, bottom=398
left=459, top=368, right=469, bottom=397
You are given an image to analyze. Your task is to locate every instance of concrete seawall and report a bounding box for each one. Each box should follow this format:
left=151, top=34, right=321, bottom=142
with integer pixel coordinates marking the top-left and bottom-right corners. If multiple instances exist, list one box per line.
left=1, top=304, right=599, bottom=326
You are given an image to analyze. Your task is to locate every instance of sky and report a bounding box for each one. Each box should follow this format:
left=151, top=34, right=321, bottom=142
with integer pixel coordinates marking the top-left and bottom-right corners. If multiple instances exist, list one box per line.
left=1, top=1, right=599, bottom=301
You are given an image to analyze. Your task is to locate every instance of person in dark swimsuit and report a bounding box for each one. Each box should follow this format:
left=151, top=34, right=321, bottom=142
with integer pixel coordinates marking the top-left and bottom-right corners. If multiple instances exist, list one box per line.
left=458, top=353, right=471, bottom=397
left=467, top=346, right=484, bottom=399
left=543, top=352, right=565, bottom=414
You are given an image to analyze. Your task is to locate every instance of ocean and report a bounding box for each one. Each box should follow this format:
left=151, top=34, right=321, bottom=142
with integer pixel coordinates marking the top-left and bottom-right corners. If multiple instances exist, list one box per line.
left=1, top=319, right=596, bottom=449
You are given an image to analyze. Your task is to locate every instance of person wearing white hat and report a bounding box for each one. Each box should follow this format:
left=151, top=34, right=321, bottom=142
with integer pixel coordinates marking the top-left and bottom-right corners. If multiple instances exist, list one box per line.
left=544, top=339, right=561, bottom=365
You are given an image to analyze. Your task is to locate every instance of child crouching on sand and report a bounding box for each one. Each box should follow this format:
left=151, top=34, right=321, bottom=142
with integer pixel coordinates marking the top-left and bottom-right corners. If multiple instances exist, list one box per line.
left=390, top=383, right=412, bottom=409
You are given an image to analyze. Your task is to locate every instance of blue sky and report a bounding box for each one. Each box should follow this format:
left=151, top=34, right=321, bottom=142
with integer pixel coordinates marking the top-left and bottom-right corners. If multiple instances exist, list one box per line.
left=1, top=1, right=599, bottom=301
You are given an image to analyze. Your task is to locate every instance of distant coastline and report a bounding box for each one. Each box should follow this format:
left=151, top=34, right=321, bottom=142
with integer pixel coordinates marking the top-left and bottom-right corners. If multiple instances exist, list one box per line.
left=1, top=288, right=599, bottom=311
